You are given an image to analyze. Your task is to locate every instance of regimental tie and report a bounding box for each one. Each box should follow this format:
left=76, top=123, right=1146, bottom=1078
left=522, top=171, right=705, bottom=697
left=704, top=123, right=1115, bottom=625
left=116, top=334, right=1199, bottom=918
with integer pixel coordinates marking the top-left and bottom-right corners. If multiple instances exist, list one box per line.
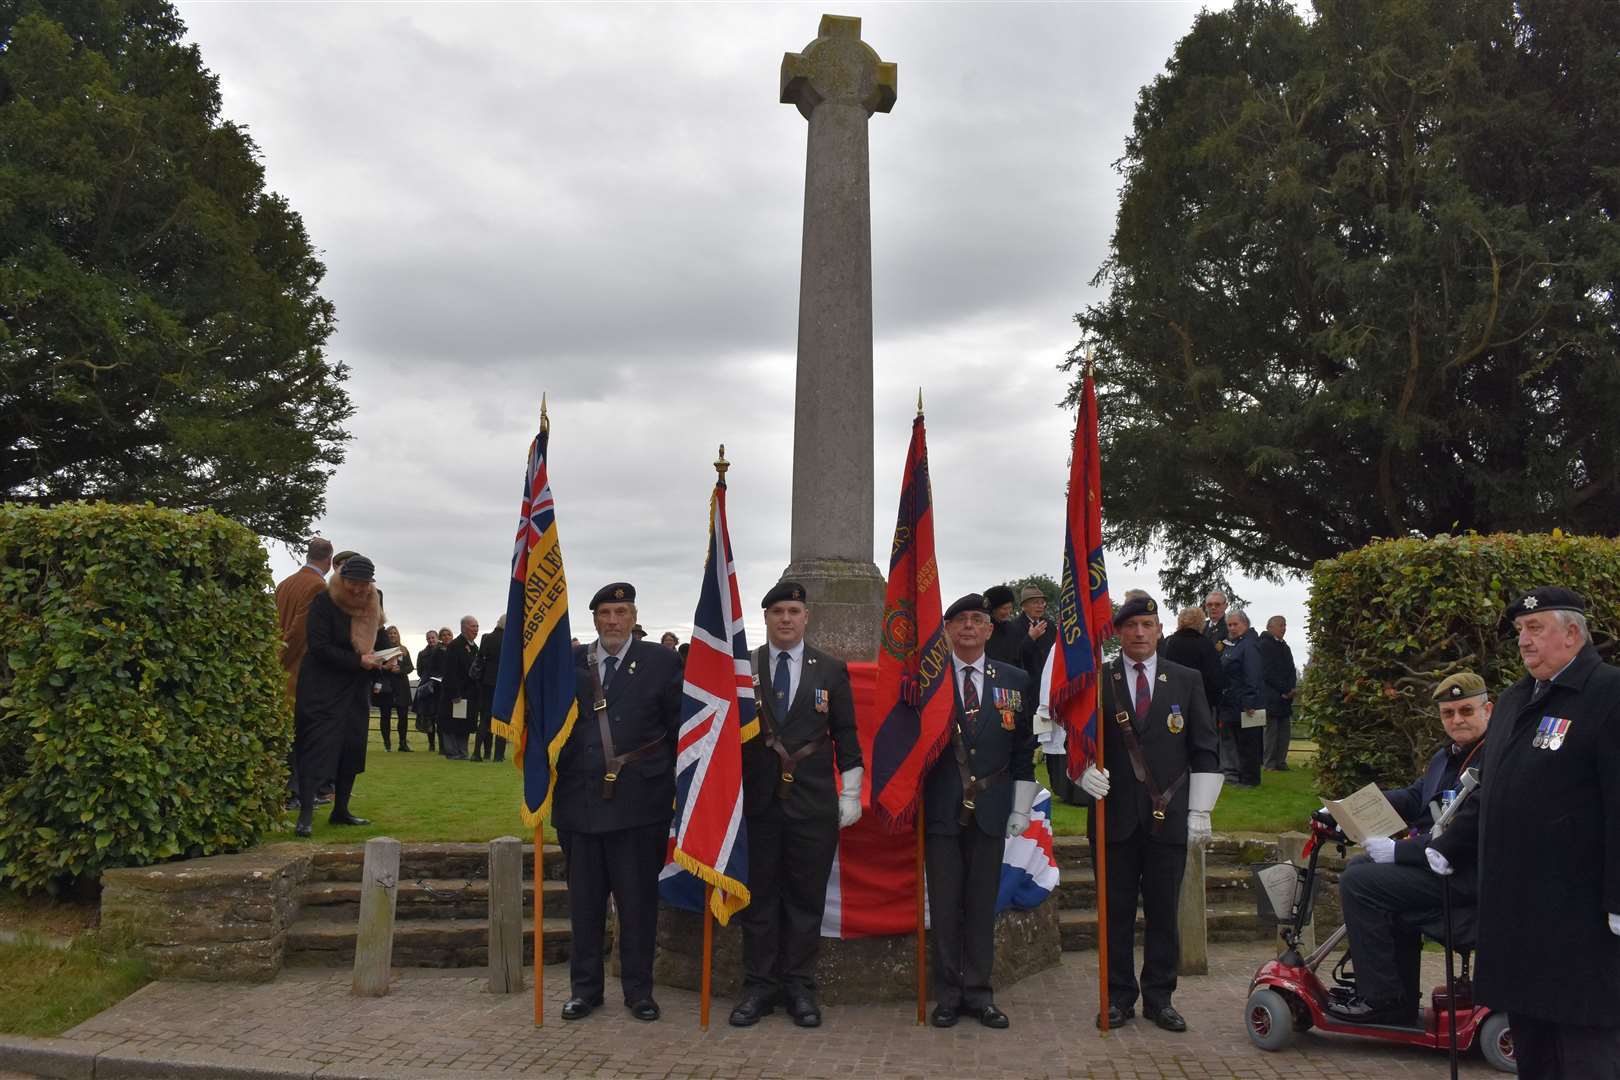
left=602, top=654, right=619, bottom=689
left=1134, top=661, right=1151, bottom=717
left=963, top=665, right=980, bottom=714
left=774, top=651, right=792, bottom=716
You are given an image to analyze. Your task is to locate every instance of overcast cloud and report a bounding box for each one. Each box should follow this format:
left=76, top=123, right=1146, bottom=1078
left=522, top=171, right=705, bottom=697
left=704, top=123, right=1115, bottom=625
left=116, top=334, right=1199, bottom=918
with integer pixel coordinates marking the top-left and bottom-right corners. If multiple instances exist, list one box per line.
left=175, top=1, right=1313, bottom=656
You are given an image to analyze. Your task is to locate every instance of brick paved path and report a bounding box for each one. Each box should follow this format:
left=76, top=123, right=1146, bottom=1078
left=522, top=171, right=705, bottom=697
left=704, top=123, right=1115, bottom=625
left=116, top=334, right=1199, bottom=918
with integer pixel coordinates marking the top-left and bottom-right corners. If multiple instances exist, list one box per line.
left=56, top=944, right=1497, bottom=1078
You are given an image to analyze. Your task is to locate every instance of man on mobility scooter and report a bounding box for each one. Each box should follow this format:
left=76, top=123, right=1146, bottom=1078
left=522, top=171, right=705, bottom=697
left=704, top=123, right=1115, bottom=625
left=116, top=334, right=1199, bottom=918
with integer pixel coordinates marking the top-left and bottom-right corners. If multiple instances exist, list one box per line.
left=1329, top=671, right=1491, bottom=1026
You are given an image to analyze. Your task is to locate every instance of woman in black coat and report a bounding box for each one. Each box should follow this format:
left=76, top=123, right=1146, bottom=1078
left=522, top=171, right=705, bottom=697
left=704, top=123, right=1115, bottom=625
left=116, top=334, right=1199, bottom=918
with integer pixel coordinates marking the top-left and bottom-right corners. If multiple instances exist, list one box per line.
left=372, top=625, right=414, bottom=752
left=1160, top=605, right=1223, bottom=712
left=293, top=556, right=392, bottom=836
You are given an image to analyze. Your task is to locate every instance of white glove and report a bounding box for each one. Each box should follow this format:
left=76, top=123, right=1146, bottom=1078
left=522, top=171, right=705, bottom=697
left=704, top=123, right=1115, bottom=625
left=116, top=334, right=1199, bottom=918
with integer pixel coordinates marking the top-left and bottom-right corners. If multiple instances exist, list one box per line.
left=1425, top=847, right=1453, bottom=876
left=1080, top=764, right=1110, bottom=799
left=1006, top=780, right=1037, bottom=838
left=1187, top=810, right=1212, bottom=845
left=1609, top=913, right=1619, bottom=936
left=1185, top=772, right=1223, bottom=847
left=838, top=767, right=863, bottom=829
left=1364, top=836, right=1396, bottom=864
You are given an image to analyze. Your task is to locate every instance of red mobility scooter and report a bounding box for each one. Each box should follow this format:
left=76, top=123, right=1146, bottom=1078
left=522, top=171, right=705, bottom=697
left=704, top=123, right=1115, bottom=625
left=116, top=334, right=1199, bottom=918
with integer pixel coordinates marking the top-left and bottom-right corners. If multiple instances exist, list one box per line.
left=1243, top=811, right=1516, bottom=1072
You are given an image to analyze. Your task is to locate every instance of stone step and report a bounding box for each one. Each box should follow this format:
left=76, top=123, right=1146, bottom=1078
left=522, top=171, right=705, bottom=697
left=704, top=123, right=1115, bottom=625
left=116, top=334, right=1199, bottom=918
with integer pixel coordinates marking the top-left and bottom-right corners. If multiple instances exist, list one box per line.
left=285, top=915, right=576, bottom=968
left=305, top=843, right=565, bottom=883
left=298, top=878, right=570, bottom=921
left=1057, top=903, right=1276, bottom=951
left=1049, top=834, right=1278, bottom=871
left=1052, top=865, right=1257, bottom=910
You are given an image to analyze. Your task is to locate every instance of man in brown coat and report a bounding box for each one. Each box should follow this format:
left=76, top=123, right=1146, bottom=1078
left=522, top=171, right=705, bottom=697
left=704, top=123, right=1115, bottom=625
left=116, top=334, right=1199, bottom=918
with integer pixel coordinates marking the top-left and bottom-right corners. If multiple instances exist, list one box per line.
left=275, top=537, right=335, bottom=699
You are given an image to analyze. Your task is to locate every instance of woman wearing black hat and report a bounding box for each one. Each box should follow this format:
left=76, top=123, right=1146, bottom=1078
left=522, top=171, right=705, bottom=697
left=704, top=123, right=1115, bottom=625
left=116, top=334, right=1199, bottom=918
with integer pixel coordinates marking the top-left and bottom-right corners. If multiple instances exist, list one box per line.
left=292, top=554, right=394, bottom=836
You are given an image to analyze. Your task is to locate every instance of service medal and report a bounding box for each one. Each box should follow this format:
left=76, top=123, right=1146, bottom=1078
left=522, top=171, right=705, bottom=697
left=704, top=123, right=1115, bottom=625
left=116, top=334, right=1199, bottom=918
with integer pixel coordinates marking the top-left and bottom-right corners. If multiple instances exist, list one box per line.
left=1549, top=717, right=1570, bottom=750
left=1534, top=716, right=1555, bottom=749
left=1000, top=710, right=1016, bottom=731
left=1167, top=704, right=1184, bottom=734
left=814, top=688, right=829, bottom=714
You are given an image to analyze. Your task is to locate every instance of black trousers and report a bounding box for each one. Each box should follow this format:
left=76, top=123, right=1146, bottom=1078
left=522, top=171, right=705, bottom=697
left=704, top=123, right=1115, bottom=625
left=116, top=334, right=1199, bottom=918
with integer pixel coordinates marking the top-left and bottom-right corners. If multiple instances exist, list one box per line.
left=737, top=806, right=839, bottom=998
left=924, top=826, right=1004, bottom=1011
left=1095, top=830, right=1186, bottom=1013
left=558, top=821, right=666, bottom=1005
left=1337, top=856, right=1437, bottom=1009
left=376, top=698, right=409, bottom=748
left=472, top=684, right=506, bottom=761
left=1509, top=1013, right=1620, bottom=1080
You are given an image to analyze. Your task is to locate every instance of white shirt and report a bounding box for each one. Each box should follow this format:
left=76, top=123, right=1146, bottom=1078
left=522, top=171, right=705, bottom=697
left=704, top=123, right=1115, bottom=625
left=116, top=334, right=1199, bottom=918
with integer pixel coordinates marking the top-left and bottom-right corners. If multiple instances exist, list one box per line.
left=596, top=637, right=632, bottom=685
left=1123, top=650, right=1159, bottom=711
left=768, top=640, right=805, bottom=707
left=952, top=653, right=987, bottom=708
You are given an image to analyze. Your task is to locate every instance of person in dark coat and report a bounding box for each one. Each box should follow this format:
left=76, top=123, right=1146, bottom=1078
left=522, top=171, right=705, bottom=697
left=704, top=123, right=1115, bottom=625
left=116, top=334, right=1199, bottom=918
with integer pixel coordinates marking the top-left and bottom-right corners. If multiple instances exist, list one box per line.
left=1330, top=672, right=1491, bottom=1025
left=1429, top=588, right=1620, bottom=1078
left=983, top=584, right=1023, bottom=667
left=437, top=616, right=479, bottom=760
left=1217, top=610, right=1265, bottom=786
left=556, top=582, right=683, bottom=1024
left=729, top=581, right=863, bottom=1029
left=413, top=629, right=440, bottom=752
left=1256, top=616, right=1297, bottom=771
left=471, top=614, right=506, bottom=762
left=1008, top=585, right=1057, bottom=686
left=372, top=625, right=414, bottom=751
left=922, top=593, right=1036, bottom=1031
left=1202, top=590, right=1229, bottom=646
left=292, top=555, right=391, bottom=836
left=1160, top=606, right=1222, bottom=713
left=1080, top=594, right=1221, bottom=1032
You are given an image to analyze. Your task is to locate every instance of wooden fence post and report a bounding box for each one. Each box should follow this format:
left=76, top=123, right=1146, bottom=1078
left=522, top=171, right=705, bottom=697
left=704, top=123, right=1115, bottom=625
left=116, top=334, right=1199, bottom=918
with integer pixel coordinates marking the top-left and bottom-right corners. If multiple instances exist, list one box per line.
left=488, top=836, right=524, bottom=994
left=352, top=836, right=401, bottom=996
left=1176, top=841, right=1208, bottom=975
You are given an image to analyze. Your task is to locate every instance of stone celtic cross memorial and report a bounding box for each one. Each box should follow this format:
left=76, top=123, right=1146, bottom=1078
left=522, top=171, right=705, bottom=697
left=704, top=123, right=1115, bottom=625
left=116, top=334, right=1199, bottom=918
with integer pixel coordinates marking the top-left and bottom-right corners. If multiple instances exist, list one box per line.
left=780, top=14, right=896, bottom=661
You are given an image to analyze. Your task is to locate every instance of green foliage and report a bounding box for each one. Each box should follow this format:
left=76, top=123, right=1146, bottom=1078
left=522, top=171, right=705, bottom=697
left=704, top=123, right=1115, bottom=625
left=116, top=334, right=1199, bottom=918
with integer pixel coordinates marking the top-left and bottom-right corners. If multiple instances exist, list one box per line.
left=1302, top=531, right=1619, bottom=796
left=1001, top=573, right=1058, bottom=606
left=0, top=1, right=352, bottom=543
left=0, top=502, right=289, bottom=893
left=1069, top=0, right=1620, bottom=596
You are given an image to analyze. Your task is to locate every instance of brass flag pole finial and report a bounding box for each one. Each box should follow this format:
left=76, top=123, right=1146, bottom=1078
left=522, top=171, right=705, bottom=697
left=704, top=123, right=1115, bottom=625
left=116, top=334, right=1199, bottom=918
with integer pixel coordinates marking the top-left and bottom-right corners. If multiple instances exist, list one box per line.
left=1084, top=343, right=1095, bottom=378
left=917, top=387, right=924, bottom=416
left=714, top=443, right=730, bottom=481
left=540, top=393, right=550, bottom=436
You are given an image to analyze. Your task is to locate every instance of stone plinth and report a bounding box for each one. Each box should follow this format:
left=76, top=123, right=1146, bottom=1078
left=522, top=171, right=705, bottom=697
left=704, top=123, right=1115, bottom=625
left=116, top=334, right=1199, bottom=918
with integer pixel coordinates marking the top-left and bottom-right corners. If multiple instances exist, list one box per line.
left=781, top=557, right=887, bottom=661
left=101, top=843, right=312, bottom=981
left=645, top=901, right=1059, bottom=1004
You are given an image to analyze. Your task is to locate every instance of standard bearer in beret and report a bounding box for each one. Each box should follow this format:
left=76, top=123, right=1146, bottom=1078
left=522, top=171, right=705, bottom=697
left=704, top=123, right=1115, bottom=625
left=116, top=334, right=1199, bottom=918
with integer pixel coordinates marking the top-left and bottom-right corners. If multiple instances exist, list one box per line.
left=556, top=580, right=683, bottom=1023
left=1330, top=670, right=1491, bottom=1026
left=1079, top=593, right=1219, bottom=1032
left=1429, top=589, right=1620, bottom=1071
left=729, top=581, right=862, bottom=1030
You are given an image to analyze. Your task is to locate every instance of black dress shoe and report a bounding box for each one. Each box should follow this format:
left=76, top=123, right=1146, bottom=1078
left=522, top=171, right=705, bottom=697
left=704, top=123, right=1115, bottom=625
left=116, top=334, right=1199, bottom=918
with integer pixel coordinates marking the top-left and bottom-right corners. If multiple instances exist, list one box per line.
left=785, top=994, right=821, bottom=1028
left=729, top=994, right=775, bottom=1027
left=930, top=1004, right=958, bottom=1028
left=1145, top=1005, right=1187, bottom=1032
left=561, top=996, right=601, bottom=1021
left=627, top=998, right=660, bottom=1022
left=294, top=821, right=313, bottom=838
left=1097, top=1004, right=1135, bottom=1028
left=399, top=745, right=412, bottom=752
left=1326, top=997, right=1417, bottom=1027
left=328, top=813, right=370, bottom=826
left=974, top=1003, right=1009, bottom=1029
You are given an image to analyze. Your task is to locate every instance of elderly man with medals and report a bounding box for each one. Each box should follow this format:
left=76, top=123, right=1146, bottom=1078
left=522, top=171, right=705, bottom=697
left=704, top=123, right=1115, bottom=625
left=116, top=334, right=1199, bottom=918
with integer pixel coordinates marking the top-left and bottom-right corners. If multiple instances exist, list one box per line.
left=555, top=582, right=683, bottom=1024
left=728, top=581, right=863, bottom=1029
left=921, top=592, right=1038, bottom=1030
left=1079, top=593, right=1221, bottom=1032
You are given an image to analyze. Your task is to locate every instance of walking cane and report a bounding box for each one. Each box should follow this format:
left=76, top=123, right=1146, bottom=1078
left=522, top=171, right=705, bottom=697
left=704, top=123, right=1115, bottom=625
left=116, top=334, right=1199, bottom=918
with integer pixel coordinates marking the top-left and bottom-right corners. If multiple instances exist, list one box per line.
left=1429, top=768, right=1480, bottom=1080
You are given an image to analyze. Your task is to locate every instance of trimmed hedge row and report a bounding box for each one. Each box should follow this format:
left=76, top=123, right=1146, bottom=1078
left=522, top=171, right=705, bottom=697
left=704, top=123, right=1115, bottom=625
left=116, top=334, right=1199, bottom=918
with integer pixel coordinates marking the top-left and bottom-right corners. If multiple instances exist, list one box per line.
left=0, top=502, right=289, bottom=893
left=1303, top=532, right=1619, bottom=797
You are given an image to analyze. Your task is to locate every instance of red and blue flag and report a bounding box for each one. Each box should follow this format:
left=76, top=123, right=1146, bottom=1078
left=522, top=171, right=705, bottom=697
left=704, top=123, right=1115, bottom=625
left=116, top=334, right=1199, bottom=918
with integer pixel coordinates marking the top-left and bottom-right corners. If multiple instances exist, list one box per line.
left=490, top=417, right=578, bottom=826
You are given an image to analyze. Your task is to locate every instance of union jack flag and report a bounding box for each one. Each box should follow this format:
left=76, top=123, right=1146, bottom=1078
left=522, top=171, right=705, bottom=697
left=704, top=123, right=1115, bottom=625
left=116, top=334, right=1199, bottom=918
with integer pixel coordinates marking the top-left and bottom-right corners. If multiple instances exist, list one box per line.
left=490, top=418, right=578, bottom=826
left=662, top=472, right=755, bottom=924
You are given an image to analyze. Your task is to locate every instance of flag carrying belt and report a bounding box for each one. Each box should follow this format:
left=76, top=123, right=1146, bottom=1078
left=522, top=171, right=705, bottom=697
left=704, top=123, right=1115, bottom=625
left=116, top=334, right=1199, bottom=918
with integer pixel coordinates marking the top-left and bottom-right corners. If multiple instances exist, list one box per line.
left=586, top=645, right=666, bottom=800
left=1109, top=705, right=1186, bottom=835
left=949, top=706, right=1007, bottom=826
left=752, top=678, right=828, bottom=800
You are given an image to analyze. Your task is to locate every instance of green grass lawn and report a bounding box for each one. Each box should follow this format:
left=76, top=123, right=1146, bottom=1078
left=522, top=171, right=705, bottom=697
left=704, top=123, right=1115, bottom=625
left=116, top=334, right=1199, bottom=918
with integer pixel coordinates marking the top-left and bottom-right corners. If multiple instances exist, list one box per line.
left=1046, top=750, right=1322, bottom=838
left=0, top=932, right=148, bottom=1037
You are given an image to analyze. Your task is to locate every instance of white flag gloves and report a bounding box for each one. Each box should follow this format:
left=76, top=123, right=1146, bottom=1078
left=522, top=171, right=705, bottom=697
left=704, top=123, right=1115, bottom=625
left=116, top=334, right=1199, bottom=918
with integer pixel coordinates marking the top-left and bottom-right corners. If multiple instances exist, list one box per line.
left=1610, top=913, right=1620, bottom=936
left=1363, top=836, right=1396, bottom=864
left=1080, top=764, right=1111, bottom=799
left=1006, top=780, right=1037, bottom=838
left=838, top=768, right=864, bottom=829
left=1425, top=847, right=1454, bottom=876
left=1186, top=772, right=1223, bottom=846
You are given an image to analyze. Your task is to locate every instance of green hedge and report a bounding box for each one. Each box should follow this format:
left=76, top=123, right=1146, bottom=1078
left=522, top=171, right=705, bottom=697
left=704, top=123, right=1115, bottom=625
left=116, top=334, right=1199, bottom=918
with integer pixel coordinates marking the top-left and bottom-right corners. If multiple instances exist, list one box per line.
left=1303, top=532, right=1619, bottom=797
left=0, top=503, right=289, bottom=893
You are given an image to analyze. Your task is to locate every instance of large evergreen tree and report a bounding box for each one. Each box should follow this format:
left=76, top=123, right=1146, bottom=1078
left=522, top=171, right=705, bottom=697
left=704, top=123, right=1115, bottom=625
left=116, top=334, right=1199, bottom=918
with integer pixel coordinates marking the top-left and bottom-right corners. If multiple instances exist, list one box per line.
left=0, top=0, right=350, bottom=542
left=1071, top=0, right=1620, bottom=601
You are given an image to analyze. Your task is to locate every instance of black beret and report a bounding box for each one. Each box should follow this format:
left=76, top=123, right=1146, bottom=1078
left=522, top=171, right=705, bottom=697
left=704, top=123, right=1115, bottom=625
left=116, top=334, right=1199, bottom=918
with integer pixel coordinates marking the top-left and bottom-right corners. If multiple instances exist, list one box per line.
left=590, top=582, right=636, bottom=610
left=338, top=554, right=375, bottom=581
left=762, top=580, right=808, bottom=608
left=1503, top=586, right=1585, bottom=624
left=945, top=593, right=990, bottom=621
left=984, top=585, right=1016, bottom=609
left=1115, top=594, right=1159, bottom=624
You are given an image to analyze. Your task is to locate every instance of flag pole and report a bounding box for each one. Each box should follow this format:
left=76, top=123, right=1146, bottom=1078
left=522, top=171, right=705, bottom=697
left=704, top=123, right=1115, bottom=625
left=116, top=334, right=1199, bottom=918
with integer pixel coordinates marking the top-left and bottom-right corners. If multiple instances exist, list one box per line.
left=701, top=886, right=715, bottom=1030
left=534, top=821, right=545, bottom=1026
left=915, top=799, right=927, bottom=1025
left=1082, top=349, right=1111, bottom=1036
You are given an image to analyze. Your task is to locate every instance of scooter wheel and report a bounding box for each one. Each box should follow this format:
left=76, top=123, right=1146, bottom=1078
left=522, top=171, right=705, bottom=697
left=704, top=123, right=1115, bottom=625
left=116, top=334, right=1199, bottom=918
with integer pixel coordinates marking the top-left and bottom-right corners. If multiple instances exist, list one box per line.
left=1245, top=988, right=1297, bottom=1052
left=1479, top=1012, right=1516, bottom=1073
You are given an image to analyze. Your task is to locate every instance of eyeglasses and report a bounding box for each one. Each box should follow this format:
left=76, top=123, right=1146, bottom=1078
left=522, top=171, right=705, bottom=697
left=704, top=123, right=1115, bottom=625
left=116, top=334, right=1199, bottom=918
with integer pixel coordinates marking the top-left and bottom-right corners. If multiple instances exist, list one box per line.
left=950, top=613, right=991, bottom=626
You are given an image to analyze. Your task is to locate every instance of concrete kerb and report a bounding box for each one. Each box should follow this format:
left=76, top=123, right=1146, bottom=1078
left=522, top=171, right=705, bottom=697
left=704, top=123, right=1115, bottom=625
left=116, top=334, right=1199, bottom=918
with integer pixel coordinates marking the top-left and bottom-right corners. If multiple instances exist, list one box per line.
left=0, top=1037, right=570, bottom=1080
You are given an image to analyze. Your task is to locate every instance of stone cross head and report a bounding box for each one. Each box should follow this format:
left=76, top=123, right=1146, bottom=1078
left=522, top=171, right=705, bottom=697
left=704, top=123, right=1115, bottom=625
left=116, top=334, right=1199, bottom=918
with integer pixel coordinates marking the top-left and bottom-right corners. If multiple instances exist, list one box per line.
left=780, top=14, right=898, bottom=121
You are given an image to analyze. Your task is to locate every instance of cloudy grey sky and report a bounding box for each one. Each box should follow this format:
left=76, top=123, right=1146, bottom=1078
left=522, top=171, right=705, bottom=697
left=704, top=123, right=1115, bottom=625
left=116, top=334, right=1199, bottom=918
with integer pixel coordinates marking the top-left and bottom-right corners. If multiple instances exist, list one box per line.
left=176, top=1, right=1312, bottom=655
